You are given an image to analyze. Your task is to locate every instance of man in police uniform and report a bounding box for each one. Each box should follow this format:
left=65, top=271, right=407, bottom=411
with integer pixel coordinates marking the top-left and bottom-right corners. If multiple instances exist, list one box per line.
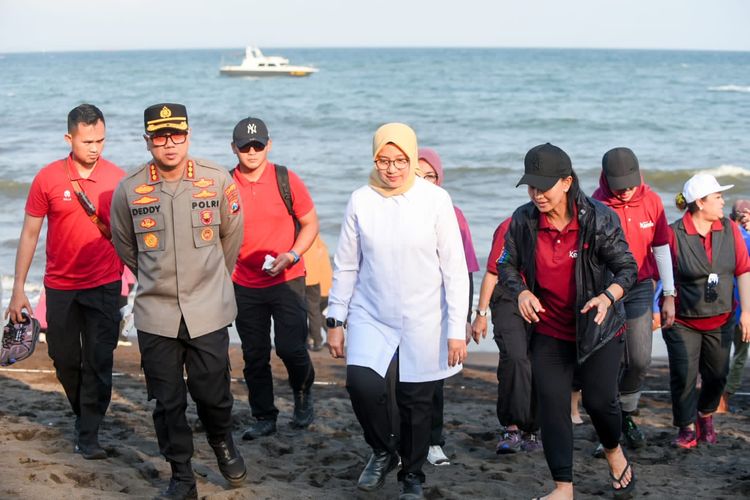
left=110, top=103, right=245, bottom=499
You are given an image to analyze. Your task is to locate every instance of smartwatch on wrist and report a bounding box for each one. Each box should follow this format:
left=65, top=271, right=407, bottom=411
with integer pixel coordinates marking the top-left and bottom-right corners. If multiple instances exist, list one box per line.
left=475, top=308, right=489, bottom=317
left=289, top=250, right=300, bottom=264
left=325, top=317, right=344, bottom=329
left=602, top=289, right=616, bottom=306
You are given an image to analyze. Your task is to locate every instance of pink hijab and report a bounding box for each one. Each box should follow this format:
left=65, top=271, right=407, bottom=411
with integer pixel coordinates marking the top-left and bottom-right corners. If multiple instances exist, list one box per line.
left=418, top=147, right=479, bottom=273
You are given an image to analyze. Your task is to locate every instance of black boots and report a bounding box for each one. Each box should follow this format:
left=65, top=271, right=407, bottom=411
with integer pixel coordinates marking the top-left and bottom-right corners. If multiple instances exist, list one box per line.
left=155, top=462, right=197, bottom=500
left=208, top=435, right=247, bottom=487
left=291, top=390, right=314, bottom=429
left=357, top=450, right=399, bottom=491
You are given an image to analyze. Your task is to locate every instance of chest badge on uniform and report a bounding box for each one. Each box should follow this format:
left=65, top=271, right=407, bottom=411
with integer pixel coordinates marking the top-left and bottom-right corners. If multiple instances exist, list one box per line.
left=133, top=195, right=160, bottom=205
left=193, top=177, right=214, bottom=188
left=140, top=217, right=157, bottom=229
left=134, top=184, right=155, bottom=195
left=143, top=232, right=159, bottom=248
left=200, top=227, right=214, bottom=241
left=200, top=209, right=213, bottom=225
left=193, top=189, right=217, bottom=199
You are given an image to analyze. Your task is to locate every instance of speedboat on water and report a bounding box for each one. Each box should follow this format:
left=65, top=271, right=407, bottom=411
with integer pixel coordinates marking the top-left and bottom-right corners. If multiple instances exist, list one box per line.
left=219, top=47, right=318, bottom=77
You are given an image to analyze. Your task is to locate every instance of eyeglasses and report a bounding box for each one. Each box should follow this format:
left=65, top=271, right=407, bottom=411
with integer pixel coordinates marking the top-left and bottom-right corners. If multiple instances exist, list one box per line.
left=423, top=173, right=438, bottom=183
left=374, top=157, right=409, bottom=171
left=705, top=273, right=719, bottom=303
left=150, top=132, right=187, bottom=147
left=237, top=142, right=266, bottom=153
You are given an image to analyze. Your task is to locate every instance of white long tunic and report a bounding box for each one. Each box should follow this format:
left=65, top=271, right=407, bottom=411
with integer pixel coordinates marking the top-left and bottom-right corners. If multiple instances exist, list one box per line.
left=328, top=178, right=469, bottom=382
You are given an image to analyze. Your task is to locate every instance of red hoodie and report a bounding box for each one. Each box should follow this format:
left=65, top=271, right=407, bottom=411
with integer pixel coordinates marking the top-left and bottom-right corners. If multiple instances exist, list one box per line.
left=592, top=173, right=669, bottom=282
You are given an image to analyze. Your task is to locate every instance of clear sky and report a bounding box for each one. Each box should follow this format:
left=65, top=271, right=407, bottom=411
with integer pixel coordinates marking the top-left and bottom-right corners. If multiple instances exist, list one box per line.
left=1, top=0, right=748, bottom=53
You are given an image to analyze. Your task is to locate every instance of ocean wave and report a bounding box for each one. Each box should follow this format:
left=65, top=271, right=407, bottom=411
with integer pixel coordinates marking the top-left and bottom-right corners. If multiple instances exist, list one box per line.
left=0, top=179, right=31, bottom=199
left=708, top=85, right=750, bottom=93
left=700, top=164, right=750, bottom=178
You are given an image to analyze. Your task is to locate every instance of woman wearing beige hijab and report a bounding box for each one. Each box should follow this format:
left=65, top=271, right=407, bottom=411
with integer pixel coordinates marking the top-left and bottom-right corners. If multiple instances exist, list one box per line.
left=327, top=123, right=469, bottom=499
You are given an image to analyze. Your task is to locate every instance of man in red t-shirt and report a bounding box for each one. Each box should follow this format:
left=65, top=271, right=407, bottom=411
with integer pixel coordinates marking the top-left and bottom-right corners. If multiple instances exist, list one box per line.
left=5, top=104, right=125, bottom=460
left=229, top=117, right=320, bottom=439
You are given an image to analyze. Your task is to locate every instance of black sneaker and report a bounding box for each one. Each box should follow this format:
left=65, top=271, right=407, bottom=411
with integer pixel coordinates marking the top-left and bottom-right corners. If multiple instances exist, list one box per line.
left=242, top=419, right=277, bottom=440
left=291, top=390, right=314, bottom=429
left=399, top=473, right=424, bottom=500
left=622, top=413, right=646, bottom=449
left=75, top=441, right=107, bottom=460
left=154, top=478, right=197, bottom=500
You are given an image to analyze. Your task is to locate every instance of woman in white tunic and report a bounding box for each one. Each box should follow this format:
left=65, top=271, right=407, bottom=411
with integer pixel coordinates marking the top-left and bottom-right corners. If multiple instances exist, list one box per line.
left=326, top=123, right=469, bottom=500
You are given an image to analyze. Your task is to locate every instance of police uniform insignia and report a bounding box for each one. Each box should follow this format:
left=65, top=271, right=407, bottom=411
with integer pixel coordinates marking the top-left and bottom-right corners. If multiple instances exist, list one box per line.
left=149, top=164, right=160, bottom=182
left=193, top=177, right=214, bottom=188
left=225, top=183, right=240, bottom=213
left=160, top=106, right=172, bottom=118
left=133, top=195, right=160, bottom=205
left=140, top=217, right=157, bottom=229
left=200, top=228, right=214, bottom=241
left=193, top=189, right=217, bottom=199
left=186, top=160, right=195, bottom=179
left=134, top=184, right=155, bottom=194
left=200, top=209, right=213, bottom=225
left=143, top=232, right=159, bottom=248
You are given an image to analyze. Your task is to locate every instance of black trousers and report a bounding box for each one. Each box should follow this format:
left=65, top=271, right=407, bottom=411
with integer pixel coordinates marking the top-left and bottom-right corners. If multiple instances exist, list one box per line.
left=492, top=294, right=538, bottom=432
left=305, top=283, right=324, bottom=346
left=663, top=320, right=733, bottom=427
left=429, top=379, right=445, bottom=446
left=347, top=357, right=435, bottom=483
left=532, top=333, right=624, bottom=483
left=138, top=321, right=233, bottom=465
left=45, top=280, right=121, bottom=446
left=234, top=277, right=315, bottom=420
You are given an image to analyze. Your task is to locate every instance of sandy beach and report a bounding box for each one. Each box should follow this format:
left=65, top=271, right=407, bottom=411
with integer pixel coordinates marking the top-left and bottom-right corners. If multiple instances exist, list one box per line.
left=0, top=341, right=748, bottom=499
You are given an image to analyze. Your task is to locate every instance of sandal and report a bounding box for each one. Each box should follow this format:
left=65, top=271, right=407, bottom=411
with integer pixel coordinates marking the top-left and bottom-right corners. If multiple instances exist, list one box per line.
left=610, top=459, right=636, bottom=499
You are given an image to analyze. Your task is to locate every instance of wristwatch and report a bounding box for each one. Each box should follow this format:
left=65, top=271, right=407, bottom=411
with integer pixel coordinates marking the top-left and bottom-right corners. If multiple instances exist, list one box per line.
left=475, top=308, right=489, bottom=317
left=662, top=289, right=677, bottom=297
left=325, top=317, right=344, bottom=329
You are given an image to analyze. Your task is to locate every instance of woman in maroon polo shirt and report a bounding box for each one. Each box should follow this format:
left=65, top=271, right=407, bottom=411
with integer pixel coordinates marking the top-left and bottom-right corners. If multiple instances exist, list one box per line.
left=591, top=147, right=676, bottom=453
left=665, top=173, right=750, bottom=449
left=498, top=143, right=638, bottom=500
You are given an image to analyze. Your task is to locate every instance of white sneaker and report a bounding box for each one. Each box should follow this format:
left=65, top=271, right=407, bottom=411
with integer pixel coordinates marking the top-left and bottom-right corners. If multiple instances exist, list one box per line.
left=427, top=445, right=450, bottom=466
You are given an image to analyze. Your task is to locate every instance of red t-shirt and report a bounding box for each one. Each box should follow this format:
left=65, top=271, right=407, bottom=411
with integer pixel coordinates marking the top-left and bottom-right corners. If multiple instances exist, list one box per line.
left=669, top=213, right=750, bottom=331
left=232, top=162, right=314, bottom=288
left=26, top=155, right=125, bottom=290
left=593, top=185, right=669, bottom=282
left=534, top=212, right=579, bottom=342
left=486, top=217, right=512, bottom=275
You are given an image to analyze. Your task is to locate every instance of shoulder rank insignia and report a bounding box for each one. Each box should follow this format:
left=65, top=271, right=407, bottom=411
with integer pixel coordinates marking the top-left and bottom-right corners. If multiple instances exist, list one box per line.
left=193, top=189, right=217, bottom=199
left=186, top=160, right=195, bottom=179
left=200, top=228, right=214, bottom=241
left=143, top=232, right=159, bottom=248
left=193, top=177, right=214, bottom=188
left=149, top=164, right=160, bottom=182
left=133, top=195, right=160, bottom=205
left=140, top=217, right=157, bottom=229
left=134, top=184, right=155, bottom=195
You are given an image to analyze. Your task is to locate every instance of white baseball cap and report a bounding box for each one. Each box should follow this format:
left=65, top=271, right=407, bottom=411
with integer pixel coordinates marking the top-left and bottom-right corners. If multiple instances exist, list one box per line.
left=683, top=173, right=734, bottom=203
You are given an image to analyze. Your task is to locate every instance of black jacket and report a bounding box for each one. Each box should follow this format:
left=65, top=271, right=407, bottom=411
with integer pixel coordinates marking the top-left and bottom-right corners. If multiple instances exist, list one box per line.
left=497, top=191, right=637, bottom=363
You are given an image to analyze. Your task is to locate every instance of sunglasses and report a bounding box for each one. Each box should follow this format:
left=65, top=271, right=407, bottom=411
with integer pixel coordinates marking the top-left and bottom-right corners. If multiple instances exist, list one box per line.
left=149, top=132, right=187, bottom=147
left=705, top=273, right=719, bottom=303
left=237, top=142, right=266, bottom=153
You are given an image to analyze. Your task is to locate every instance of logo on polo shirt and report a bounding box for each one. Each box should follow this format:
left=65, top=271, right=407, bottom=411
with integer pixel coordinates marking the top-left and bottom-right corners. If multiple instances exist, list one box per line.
left=640, top=220, right=654, bottom=229
left=63, top=190, right=72, bottom=201
left=569, top=250, right=578, bottom=259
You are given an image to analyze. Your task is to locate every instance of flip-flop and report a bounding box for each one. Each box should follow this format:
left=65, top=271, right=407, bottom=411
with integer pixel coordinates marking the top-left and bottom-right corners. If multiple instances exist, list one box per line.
left=610, top=459, right=637, bottom=499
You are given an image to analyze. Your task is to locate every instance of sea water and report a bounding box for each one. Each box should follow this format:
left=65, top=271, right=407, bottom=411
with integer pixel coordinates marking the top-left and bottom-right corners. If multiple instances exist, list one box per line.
left=1, top=48, right=749, bottom=353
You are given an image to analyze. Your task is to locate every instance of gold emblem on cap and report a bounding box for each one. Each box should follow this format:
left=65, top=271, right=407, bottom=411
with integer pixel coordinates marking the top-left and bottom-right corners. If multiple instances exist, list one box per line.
left=160, top=106, right=172, bottom=119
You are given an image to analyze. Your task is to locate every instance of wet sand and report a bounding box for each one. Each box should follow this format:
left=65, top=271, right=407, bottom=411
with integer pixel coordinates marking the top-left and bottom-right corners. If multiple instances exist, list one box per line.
left=0, top=341, right=748, bottom=499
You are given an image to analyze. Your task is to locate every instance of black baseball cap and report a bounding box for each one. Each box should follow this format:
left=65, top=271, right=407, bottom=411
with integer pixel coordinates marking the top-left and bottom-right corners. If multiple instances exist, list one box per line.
left=602, top=147, right=641, bottom=190
left=144, top=103, right=188, bottom=133
left=233, top=117, right=269, bottom=149
left=516, top=143, right=572, bottom=192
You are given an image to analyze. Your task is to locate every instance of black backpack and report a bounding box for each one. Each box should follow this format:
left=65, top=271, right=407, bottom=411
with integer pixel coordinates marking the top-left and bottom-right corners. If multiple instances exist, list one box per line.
left=230, top=164, right=300, bottom=237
